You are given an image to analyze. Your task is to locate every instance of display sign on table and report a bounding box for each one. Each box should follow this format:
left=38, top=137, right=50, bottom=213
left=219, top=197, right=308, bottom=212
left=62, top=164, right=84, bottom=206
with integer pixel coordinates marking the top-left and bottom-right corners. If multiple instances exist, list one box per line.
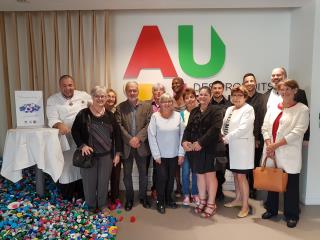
left=15, top=91, right=44, bottom=127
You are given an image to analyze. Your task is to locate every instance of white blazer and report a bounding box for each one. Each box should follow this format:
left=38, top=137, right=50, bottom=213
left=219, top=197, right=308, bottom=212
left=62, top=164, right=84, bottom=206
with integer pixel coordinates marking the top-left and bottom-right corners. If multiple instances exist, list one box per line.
left=222, top=103, right=255, bottom=170
left=261, top=102, right=309, bottom=174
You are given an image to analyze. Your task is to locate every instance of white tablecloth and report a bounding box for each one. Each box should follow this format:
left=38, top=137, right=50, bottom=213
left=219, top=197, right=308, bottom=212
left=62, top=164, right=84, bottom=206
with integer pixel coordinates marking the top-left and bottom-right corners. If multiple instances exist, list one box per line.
left=1, top=128, right=64, bottom=183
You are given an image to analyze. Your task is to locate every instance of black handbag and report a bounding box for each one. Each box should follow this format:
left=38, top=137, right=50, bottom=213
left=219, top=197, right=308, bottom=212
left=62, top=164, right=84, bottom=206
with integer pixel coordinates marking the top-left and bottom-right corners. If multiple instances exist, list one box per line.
left=214, top=142, right=228, bottom=171
left=73, top=114, right=94, bottom=168
left=72, top=149, right=93, bottom=168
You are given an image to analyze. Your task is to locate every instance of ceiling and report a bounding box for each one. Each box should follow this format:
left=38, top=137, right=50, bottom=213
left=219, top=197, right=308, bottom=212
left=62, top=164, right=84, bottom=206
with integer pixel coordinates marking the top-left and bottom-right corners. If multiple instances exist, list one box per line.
left=0, top=0, right=313, bottom=11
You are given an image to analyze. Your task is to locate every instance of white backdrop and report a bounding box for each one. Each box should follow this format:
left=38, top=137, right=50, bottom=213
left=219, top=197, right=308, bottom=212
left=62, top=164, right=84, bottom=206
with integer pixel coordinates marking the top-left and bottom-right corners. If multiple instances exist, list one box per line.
left=110, top=9, right=291, bottom=101
left=110, top=9, right=291, bottom=191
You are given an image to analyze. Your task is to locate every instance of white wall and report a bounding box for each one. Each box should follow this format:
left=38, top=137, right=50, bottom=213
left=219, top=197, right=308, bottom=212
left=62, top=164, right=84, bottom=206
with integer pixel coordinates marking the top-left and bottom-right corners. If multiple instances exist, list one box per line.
left=301, top=0, right=320, bottom=205
left=110, top=9, right=291, bottom=102
left=110, top=9, right=292, bottom=191
left=289, top=0, right=315, bottom=204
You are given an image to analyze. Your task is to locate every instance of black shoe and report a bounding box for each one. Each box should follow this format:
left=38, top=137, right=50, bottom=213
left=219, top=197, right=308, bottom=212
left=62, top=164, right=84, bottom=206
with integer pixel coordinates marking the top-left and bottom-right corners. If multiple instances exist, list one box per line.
left=249, top=190, right=257, bottom=199
left=216, top=193, right=225, bottom=201
left=262, top=211, right=278, bottom=219
left=166, top=201, right=178, bottom=209
left=156, top=202, right=165, bottom=214
left=140, top=198, right=151, bottom=209
left=125, top=201, right=133, bottom=211
left=287, top=219, right=298, bottom=228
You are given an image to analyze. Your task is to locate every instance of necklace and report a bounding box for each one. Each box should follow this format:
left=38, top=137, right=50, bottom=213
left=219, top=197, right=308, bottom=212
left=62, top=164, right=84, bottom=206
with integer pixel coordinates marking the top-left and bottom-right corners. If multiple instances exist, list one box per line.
left=91, top=106, right=105, bottom=116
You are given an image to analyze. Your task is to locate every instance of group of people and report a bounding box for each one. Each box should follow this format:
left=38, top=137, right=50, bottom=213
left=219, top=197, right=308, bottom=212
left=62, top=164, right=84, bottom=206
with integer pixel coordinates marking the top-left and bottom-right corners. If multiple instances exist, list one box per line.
left=46, top=66, right=309, bottom=228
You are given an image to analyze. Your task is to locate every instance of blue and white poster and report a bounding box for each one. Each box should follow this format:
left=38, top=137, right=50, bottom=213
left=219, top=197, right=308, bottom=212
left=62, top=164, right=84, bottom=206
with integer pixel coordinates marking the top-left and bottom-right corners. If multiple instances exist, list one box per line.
left=15, top=91, right=44, bottom=127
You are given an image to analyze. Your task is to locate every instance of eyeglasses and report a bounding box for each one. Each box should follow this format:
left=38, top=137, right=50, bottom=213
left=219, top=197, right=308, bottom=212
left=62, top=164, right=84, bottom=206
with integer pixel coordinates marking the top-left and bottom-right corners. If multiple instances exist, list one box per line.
left=94, top=95, right=106, bottom=99
left=231, top=94, right=244, bottom=98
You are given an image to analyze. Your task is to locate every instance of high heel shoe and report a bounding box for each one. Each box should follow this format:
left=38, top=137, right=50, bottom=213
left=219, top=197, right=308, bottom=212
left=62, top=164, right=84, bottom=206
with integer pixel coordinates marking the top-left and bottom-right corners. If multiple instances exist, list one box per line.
left=194, top=199, right=206, bottom=214
left=201, top=203, right=217, bottom=218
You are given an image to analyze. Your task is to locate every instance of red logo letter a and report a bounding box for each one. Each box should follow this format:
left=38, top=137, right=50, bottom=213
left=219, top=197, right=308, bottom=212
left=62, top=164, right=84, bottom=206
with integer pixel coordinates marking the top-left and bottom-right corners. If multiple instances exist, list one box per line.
left=124, top=26, right=177, bottom=78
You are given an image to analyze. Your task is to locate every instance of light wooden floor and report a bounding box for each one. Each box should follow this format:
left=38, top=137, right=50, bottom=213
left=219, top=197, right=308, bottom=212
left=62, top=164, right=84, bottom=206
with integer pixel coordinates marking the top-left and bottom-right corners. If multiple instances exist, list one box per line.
left=114, top=191, right=320, bottom=240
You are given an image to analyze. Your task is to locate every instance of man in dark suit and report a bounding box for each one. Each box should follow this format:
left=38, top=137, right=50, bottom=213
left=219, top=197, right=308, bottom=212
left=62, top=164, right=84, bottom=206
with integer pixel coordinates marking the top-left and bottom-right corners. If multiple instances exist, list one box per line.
left=242, top=73, right=266, bottom=199
left=265, top=67, right=309, bottom=141
left=210, top=80, right=231, bottom=201
left=115, top=81, right=152, bottom=211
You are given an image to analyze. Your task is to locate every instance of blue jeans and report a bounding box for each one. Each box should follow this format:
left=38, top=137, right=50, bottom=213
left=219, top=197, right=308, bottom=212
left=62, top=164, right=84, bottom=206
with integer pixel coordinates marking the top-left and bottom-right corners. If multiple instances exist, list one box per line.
left=182, top=156, right=198, bottom=196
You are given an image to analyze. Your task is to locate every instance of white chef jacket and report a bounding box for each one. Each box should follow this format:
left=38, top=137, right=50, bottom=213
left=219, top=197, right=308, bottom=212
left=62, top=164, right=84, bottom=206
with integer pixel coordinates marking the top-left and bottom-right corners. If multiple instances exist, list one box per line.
left=46, top=90, right=92, bottom=183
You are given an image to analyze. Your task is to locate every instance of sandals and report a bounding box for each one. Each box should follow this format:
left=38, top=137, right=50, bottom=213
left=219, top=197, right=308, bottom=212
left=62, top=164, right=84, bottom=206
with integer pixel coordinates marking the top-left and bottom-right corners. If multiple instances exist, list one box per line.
left=201, top=203, right=217, bottom=218
left=194, top=199, right=207, bottom=214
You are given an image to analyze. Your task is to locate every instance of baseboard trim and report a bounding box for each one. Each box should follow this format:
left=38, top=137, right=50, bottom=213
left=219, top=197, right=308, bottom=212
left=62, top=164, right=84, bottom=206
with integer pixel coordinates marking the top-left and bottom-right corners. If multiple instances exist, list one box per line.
left=301, top=193, right=320, bottom=205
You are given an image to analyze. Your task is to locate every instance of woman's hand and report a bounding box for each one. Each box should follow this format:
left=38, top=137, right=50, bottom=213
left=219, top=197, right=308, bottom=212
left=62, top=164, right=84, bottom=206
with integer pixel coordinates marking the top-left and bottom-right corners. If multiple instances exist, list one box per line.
left=178, top=156, right=184, bottom=165
left=266, top=143, right=277, bottom=156
left=155, top=158, right=161, bottom=164
left=192, top=141, right=202, bottom=151
left=81, top=145, right=93, bottom=156
left=182, top=141, right=193, bottom=151
left=113, top=153, right=121, bottom=166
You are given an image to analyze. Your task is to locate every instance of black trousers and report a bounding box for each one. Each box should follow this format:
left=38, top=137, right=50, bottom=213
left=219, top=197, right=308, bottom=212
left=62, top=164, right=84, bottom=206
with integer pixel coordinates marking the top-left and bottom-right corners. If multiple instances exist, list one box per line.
left=123, top=149, right=148, bottom=202
left=265, top=173, right=300, bottom=220
left=110, top=159, right=122, bottom=202
left=146, top=155, right=157, bottom=191
left=58, top=179, right=84, bottom=201
left=216, top=169, right=226, bottom=197
left=156, top=157, right=178, bottom=204
left=247, top=146, right=263, bottom=192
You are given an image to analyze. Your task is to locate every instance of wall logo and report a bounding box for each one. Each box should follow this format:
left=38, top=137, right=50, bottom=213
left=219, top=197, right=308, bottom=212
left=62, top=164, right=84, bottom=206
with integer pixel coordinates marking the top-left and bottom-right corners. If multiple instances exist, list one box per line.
left=124, top=25, right=226, bottom=79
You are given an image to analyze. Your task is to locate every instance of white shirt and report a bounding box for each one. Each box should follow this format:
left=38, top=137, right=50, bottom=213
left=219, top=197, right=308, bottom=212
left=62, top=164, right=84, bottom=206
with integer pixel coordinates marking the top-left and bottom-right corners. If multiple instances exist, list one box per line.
left=148, top=111, right=185, bottom=160
left=267, top=89, right=282, bottom=109
left=46, top=90, right=92, bottom=128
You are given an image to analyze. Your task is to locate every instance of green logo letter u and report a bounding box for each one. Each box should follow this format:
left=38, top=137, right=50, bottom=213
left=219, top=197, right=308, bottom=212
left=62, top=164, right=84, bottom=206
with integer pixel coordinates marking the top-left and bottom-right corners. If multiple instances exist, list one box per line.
left=179, top=25, right=225, bottom=78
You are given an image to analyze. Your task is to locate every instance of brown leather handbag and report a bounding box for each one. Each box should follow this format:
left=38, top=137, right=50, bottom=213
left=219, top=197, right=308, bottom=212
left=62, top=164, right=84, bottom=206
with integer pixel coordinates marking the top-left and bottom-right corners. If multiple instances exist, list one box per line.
left=253, top=156, right=288, bottom=192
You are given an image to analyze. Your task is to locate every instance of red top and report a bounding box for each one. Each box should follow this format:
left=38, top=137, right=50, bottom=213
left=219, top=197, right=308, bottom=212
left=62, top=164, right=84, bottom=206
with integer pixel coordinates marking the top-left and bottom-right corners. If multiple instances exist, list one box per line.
left=272, top=104, right=283, bottom=142
left=272, top=102, right=297, bottom=142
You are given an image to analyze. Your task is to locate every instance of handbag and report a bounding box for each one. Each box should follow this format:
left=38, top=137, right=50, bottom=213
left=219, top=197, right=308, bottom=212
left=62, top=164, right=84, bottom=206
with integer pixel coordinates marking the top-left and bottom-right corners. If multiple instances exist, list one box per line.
left=72, top=149, right=93, bottom=168
left=213, top=141, right=228, bottom=171
left=253, top=156, right=288, bottom=192
left=73, top=114, right=94, bottom=168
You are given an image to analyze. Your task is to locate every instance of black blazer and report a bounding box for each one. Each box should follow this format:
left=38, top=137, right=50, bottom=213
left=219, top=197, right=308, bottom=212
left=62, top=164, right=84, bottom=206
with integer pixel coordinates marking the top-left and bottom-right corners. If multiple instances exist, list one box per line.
left=182, top=105, right=223, bottom=154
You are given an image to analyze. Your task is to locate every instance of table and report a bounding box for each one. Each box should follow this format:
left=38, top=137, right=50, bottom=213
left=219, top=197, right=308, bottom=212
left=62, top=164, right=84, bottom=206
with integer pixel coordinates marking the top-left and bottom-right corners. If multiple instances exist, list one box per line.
left=1, top=128, right=64, bottom=196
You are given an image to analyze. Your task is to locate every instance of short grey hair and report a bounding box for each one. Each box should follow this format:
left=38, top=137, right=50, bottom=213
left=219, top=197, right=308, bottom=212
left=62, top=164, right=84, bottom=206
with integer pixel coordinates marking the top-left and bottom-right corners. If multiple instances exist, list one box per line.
left=124, top=81, right=139, bottom=92
left=159, top=93, right=174, bottom=103
left=90, top=86, right=107, bottom=97
left=152, top=83, right=166, bottom=92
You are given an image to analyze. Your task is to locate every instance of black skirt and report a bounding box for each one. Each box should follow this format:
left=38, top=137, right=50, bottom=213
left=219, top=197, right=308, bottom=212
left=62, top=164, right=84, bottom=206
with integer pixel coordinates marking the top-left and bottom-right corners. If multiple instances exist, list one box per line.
left=188, top=150, right=216, bottom=174
left=230, top=168, right=253, bottom=174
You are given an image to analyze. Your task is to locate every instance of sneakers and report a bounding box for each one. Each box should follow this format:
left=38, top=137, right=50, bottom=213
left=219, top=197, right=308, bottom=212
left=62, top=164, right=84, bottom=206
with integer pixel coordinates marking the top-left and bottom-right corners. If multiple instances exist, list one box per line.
left=192, top=195, right=200, bottom=206
left=183, top=196, right=190, bottom=206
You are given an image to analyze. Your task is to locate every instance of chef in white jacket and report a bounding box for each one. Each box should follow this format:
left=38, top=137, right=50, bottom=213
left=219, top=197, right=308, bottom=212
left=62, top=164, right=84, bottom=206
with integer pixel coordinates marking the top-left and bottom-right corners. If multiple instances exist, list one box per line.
left=46, top=74, right=92, bottom=200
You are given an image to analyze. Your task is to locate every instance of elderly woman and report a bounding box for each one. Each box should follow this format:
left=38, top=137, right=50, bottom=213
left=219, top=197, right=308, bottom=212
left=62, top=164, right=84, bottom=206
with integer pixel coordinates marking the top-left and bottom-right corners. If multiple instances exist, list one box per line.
left=71, top=86, right=122, bottom=214
left=261, top=80, right=309, bottom=228
left=148, top=93, right=185, bottom=214
left=181, top=88, right=199, bottom=206
left=105, top=88, right=117, bottom=113
left=182, top=86, right=223, bottom=218
left=222, top=86, right=255, bottom=218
